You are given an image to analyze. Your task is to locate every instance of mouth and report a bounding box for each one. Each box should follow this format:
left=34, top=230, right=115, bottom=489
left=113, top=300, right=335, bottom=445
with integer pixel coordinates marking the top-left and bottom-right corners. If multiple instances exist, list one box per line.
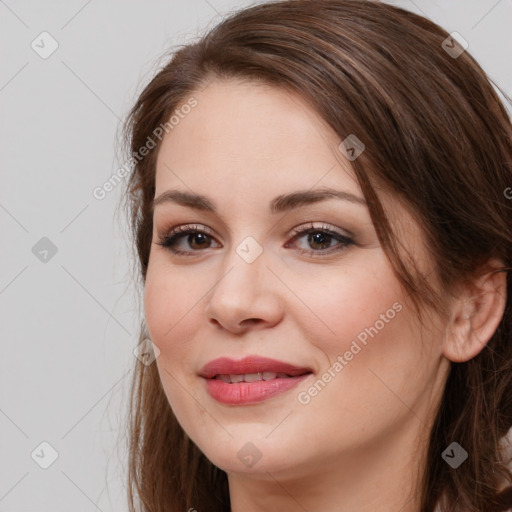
left=199, top=356, right=313, bottom=405
left=210, top=371, right=309, bottom=383
left=199, top=355, right=313, bottom=379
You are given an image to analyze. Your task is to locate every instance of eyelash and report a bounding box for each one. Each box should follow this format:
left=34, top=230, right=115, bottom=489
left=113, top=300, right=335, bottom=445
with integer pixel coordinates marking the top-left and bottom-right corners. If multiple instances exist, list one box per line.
left=155, top=222, right=355, bottom=257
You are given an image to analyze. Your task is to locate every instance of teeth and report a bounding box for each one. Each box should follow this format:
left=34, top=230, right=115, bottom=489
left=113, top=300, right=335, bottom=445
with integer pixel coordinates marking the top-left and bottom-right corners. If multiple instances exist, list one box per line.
left=213, top=372, right=292, bottom=383
left=243, top=373, right=262, bottom=383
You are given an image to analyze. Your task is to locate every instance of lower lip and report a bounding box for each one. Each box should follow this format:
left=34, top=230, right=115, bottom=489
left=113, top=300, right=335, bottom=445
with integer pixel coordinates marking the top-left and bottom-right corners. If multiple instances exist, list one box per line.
left=203, top=374, right=311, bottom=405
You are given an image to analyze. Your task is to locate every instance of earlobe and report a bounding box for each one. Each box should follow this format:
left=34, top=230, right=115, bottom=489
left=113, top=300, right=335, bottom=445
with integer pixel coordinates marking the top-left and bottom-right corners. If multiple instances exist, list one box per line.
left=443, top=259, right=507, bottom=363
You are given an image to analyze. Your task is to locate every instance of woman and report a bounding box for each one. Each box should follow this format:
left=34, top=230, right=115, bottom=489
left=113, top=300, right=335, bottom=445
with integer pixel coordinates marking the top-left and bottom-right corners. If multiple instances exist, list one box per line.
left=120, top=1, right=512, bottom=510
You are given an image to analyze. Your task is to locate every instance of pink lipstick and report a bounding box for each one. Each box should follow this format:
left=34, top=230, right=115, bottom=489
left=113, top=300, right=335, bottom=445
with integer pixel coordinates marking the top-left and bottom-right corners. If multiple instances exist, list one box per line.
left=199, top=356, right=313, bottom=405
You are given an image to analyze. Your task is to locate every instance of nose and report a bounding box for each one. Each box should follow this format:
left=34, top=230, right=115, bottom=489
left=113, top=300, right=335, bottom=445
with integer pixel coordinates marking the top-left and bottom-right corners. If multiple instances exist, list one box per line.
left=204, top=245, right=284, bottom=335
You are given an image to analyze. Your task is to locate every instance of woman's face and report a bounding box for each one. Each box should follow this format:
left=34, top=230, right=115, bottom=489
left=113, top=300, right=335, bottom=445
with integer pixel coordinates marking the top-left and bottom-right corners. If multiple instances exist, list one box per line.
left=144, top=79, right=450, bottom=483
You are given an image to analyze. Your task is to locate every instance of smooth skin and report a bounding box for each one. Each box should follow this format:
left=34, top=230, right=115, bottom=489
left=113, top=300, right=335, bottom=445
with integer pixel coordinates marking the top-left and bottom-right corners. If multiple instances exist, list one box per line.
left=144, top=79, right=506, bottom=512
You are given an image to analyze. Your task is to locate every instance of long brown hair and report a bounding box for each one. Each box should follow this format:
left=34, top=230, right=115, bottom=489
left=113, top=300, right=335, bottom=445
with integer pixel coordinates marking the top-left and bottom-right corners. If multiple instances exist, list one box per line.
left=119, top=1, right=512, bottom=510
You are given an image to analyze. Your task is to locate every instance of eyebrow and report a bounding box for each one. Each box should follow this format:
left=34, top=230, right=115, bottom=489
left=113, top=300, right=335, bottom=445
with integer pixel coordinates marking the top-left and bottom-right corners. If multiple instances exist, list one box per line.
left=152, top=187, right=366, bottom=214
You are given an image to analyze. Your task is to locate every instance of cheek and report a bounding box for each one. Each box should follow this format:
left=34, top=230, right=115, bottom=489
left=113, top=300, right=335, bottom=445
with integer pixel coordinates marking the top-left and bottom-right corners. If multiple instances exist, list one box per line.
left=302, top=277, right=433, bottom=434
left=144, top=261, right=202, bottom=359
left=144, top=264, right=205, bottom=422
left=294, top=258, right=430, bottom=411
left=292, top=255, right=406, bottom=359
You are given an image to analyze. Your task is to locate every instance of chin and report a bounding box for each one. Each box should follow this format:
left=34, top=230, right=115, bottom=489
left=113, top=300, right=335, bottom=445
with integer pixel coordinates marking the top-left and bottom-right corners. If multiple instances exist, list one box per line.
left=197, top=434, right=301, bottom=476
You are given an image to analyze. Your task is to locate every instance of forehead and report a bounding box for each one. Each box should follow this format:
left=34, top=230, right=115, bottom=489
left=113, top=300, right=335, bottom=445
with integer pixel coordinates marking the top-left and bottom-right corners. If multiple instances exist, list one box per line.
left=154, top=79, right=360, bottom=198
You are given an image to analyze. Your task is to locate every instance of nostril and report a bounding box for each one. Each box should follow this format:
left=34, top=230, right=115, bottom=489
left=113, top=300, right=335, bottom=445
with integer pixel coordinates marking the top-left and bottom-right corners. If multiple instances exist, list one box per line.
left=242, top=318, right=261, bottom=325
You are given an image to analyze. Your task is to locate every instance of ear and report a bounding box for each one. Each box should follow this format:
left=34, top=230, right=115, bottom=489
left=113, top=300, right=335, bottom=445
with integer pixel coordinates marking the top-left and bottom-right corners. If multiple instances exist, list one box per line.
left=443, top=258, right=507, bottom=363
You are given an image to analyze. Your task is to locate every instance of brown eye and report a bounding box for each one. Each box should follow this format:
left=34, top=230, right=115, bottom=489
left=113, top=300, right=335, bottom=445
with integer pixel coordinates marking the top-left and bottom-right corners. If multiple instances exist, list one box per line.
left=307, top=232, right=334, bottom=250
left=187, top=233, right=212, bottom=250
left=286, top=223, right=355, bottom=257
left=155, top=225, right=221, bottom=255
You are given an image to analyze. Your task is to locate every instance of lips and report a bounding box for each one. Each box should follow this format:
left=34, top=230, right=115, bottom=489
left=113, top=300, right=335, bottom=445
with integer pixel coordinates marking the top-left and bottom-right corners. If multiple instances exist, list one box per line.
left=198, top=356, right=313, bottom=379
left=199, top=356, right=313, bottom=405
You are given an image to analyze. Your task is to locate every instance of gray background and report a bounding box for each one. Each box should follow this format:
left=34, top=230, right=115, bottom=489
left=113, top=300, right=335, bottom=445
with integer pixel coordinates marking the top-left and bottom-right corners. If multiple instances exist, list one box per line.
left=1, top=0, right=511, bottom=510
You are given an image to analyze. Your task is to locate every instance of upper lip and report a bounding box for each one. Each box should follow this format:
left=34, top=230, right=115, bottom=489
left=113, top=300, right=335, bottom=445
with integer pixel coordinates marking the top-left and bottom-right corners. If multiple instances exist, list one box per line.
left=199, top=356, right=313, bottom=379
